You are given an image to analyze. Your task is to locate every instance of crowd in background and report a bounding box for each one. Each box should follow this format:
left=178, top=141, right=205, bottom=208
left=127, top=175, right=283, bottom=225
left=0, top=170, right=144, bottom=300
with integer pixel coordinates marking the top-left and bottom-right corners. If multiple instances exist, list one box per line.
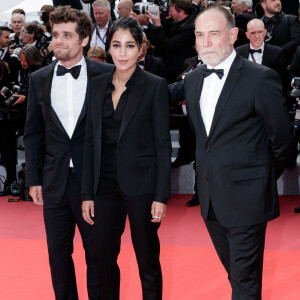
left=0, top=0, right=300, bottom=202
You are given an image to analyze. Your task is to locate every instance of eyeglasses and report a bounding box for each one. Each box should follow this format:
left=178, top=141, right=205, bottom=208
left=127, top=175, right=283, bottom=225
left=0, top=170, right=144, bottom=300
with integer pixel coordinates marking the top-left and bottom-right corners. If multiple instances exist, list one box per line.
left=21, top=30, right=30, bottom=34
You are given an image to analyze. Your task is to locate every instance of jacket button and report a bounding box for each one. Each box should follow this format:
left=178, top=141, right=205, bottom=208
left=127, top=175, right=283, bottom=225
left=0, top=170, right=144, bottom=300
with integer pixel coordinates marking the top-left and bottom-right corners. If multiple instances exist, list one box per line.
left=206, top=147, right=210, bottom=152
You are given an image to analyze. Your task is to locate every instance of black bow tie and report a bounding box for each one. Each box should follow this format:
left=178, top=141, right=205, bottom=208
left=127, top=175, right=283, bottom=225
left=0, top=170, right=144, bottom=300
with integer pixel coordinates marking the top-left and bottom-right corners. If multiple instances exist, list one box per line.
left=249, top=48, right=262, bottom=54
left=202, top=68, right=224, bottom=79
left=57, top=65, right=81, bottom=79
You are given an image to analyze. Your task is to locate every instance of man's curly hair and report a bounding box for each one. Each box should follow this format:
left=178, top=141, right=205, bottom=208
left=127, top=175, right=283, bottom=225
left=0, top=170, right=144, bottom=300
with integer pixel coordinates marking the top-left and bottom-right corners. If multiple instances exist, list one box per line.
left=49, top=5, right=93, bottom=42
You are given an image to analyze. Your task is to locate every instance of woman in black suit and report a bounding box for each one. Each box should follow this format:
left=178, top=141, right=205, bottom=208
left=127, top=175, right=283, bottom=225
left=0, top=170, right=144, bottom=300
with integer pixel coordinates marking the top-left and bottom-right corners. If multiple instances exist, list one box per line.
left=81, top=18, right=171, bottom=300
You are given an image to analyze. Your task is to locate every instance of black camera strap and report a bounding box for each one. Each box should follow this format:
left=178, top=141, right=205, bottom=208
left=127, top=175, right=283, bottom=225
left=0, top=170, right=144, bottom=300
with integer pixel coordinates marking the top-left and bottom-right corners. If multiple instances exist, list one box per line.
left=95, top=26, right=108, bottom=47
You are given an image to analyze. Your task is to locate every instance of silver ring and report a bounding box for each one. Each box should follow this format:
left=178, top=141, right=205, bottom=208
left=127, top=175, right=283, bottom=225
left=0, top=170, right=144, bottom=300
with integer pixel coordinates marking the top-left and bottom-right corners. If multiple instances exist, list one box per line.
left=153, top=216, right=160, bottom=219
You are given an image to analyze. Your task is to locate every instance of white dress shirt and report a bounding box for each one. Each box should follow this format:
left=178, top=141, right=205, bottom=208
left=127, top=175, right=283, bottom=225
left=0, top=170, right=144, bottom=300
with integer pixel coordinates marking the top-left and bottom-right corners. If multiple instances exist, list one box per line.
left=51, top=56, right=87, bottom=166
left=200, top=50, right=236, bottom=135
left=248, top=42, right=264, bottom=65
left=90, top=22, right=109, bottom=50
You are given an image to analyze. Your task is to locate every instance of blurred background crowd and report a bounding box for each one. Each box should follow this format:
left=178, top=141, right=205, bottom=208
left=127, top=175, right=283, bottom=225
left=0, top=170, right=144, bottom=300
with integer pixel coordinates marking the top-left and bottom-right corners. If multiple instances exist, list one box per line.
left=0, top=0, right=300, bottom=208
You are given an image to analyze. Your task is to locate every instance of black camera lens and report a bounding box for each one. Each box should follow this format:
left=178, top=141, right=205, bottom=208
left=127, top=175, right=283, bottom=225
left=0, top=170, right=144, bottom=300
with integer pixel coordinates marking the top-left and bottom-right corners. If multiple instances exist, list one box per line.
left=1, top=86, right=12, bottom=98
left=5, top=95, right=19, bottom=107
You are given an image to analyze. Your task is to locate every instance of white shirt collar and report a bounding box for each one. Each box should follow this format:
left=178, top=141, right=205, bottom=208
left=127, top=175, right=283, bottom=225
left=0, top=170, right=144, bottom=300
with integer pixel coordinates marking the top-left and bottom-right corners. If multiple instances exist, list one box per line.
left=57, top=56, right=86, bottom=69
left=250, top=42, right=265, bottom=52
left=97, top=21, right=109, bottom=31
left=207, top=50, right=236, bottom=76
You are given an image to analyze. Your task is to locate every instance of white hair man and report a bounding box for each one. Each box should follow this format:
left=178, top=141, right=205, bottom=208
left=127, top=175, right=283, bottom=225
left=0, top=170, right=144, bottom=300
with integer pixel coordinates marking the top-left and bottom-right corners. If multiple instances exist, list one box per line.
left=90, top=0, right=111, bottom=52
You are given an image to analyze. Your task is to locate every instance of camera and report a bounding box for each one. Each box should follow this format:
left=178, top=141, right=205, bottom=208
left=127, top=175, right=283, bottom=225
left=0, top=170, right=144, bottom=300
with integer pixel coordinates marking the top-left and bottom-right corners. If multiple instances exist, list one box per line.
left=9, top=32, right=23, bottom=49
left=0, top=84, right=26, bottom=107
left=132, top=0, right=169, bottom=16
left=36, top=31, right=52, bottom=51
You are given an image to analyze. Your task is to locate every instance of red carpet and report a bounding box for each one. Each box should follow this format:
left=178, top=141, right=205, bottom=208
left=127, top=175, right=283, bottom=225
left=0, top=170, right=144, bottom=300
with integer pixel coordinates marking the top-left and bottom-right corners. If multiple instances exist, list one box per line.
left=0, top=195, right=300, bottom=299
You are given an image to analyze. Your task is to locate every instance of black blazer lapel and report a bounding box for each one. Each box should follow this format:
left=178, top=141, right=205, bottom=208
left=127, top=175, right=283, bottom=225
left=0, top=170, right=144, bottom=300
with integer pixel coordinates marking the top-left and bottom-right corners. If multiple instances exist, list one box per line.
left=42, top=60, right=69, bottom=137
left=208, top=55, right=243, bottom=138
left=73, top=58, right=96, bottom=134
left=186, top=65, right=208, bottom=139
left=118, top=67, right=146, bottom=142
left=93, top=74, right=110, bottom=143
left=261, top=44, right=271, bottom=67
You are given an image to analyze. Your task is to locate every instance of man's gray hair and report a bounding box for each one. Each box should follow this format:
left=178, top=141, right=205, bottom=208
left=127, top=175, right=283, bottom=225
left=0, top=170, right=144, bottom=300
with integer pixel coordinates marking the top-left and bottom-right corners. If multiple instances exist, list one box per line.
left=92, top=0, right=111, bottom=11
left=196, top=6, right=235, bottom=30
left=238, top=0, right=253, bottom=8
left=11, top=13, right=26, bottom=22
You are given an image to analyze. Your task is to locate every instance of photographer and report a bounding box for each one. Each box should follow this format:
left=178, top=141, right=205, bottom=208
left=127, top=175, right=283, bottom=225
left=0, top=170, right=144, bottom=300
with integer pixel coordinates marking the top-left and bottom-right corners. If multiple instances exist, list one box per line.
left=0, top=45, right=43, bottom=196
left=39, top=5, right=54, bottom=33
left=147, top=0, right=198, bottom=82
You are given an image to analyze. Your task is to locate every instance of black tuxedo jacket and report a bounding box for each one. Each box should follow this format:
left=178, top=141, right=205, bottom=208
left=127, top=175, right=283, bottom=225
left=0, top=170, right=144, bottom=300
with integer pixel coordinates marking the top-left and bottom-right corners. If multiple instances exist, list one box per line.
left=144, top=54, right=168, bottom=80
left=82, top=66, right=171, bottom=203
left=235, top=43, right=288, bottom=76
left=24, top=58, right=113, bottom=204
left=184, top=55, right=294, bottom=227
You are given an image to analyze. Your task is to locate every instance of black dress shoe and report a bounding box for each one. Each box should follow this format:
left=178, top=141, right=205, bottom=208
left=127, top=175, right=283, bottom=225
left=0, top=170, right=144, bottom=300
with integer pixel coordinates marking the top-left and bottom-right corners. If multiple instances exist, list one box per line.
left=186, top=194, right=199, bottom=207
left=295, top=206, right=300, bottom=213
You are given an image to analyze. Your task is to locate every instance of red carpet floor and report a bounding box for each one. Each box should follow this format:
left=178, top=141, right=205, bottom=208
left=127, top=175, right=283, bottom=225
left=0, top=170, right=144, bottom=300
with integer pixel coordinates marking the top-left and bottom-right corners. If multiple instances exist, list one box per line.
left=0, top=195, right=300, bottom=300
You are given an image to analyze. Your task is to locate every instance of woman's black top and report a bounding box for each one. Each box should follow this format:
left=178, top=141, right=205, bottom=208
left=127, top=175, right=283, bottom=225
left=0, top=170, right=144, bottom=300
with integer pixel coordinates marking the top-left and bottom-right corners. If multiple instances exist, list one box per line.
left=101, top=67, right=137, bottom=179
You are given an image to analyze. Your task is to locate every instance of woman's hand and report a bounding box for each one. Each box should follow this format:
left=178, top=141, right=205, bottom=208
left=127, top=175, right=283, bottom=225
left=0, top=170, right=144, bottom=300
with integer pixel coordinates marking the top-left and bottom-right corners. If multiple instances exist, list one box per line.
left=151, top=201, right=166, bottom=223
left=82, top=200, right=95, bottom=225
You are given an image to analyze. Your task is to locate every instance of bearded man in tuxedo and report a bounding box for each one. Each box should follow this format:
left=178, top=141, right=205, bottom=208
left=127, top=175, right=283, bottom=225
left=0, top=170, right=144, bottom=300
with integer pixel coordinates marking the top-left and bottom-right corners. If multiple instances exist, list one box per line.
left=184, top=6, right=294, bottom=299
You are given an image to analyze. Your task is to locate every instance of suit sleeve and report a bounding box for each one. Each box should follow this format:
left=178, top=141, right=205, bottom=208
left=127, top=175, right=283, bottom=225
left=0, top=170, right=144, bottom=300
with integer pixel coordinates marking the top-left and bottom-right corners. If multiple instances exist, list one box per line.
left=23, top=75, right=45, bottom=186
left=150, top=25, right=195, bottom=53
left=254, top=68, right=295, bottom=179
left=152, top=78, right=172, bottom=203
left=81, top=82, right=95, bottom=201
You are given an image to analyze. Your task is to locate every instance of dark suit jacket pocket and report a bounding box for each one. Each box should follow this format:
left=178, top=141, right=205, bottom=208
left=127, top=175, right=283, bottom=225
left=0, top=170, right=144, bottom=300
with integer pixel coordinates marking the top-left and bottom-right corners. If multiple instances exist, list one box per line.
left=230, top=166, right=267, bottom=182
left=138, top=156, right=156, bottom=167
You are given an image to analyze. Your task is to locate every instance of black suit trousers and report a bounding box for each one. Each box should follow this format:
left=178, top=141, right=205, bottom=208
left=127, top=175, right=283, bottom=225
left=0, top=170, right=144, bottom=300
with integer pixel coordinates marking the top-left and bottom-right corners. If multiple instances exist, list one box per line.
left=43, top=169, right=99, bottom=300
left=93, top=174, right=162, bottom=300
left=204, top=204, right=267, bottom=300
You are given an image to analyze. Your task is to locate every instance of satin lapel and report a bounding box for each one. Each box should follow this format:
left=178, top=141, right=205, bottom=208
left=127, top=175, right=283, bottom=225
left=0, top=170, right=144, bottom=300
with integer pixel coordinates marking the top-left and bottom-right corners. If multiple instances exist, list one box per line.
left=118, top=67, right=145, bottom=142
left=191, top=66, right=208, bottom=139
left=94, top=74, right=110, bottom=143
left=43, top=60, right=69, bottom=137
left=73, top=58, right=93, bottom=133
left=208, top=55, right=243, bottom=139
left=261, top=44, right=269, bottom=66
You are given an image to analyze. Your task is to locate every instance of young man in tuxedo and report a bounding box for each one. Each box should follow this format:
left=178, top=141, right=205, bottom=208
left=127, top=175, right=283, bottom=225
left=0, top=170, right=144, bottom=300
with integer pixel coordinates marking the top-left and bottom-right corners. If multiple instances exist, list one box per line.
left=24, top=6, right=113, bottom=300
left=184, top=6, right=294, bottom=299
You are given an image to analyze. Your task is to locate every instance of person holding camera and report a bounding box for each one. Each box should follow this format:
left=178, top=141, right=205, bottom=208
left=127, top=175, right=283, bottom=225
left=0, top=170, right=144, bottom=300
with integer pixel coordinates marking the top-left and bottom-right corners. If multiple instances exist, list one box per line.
left=147, top=0, right=198, bottom=83
left=0, top=45, right=42, bottom=197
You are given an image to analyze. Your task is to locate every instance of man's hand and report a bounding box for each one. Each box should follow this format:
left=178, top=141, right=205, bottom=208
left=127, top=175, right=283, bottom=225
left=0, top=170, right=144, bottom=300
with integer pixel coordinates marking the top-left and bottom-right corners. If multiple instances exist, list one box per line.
left=12, top=94, right=26, bottom=106
left=29, top=186, right=43, bottom=205
left=151, top=201, right=166, bottom=223
left=82, top=200, right=95, bottom=225
left=147, top=10, right=162, bottom=27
